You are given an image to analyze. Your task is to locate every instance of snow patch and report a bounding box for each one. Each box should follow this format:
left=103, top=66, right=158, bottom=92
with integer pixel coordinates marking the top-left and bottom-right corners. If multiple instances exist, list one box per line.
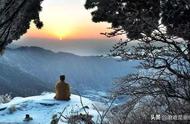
left=0, top=93, right=101, bottom=124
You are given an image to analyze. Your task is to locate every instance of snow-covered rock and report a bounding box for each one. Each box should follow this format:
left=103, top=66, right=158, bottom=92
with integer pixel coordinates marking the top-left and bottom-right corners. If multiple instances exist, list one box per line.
left=0, top=93, right=100, bottom=124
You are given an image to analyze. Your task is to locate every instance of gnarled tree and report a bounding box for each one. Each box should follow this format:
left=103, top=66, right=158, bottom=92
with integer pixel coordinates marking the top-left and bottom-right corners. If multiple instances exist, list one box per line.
left=85, top=0, right=190, bottom=122
left=0, top=0, right=43, bottom=52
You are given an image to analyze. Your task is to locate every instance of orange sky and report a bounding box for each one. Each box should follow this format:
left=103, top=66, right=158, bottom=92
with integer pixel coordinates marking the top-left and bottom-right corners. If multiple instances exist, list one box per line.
left=13, top=0, right=126, bottom=56
left=24, top=0, right=113, bottom=41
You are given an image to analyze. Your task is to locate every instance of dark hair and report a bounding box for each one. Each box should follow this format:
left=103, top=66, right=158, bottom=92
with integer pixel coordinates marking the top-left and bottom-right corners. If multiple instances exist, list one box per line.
left=60, top=75, right=65, bottom=81
left=25, top=114, right=30, bottom=118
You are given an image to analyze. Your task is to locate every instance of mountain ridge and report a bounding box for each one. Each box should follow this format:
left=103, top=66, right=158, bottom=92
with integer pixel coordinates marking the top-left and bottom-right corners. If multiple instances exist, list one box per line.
left=0, top=46, right=137, bottom=96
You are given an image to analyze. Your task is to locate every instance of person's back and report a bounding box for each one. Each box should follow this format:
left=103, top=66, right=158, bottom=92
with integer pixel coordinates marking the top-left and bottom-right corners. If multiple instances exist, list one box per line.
left=55, top=75, right=71, bottom=100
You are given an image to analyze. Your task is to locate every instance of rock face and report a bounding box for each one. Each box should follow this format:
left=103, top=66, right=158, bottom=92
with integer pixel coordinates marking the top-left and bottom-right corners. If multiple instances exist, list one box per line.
left=0, top=0, right=44, bottom=50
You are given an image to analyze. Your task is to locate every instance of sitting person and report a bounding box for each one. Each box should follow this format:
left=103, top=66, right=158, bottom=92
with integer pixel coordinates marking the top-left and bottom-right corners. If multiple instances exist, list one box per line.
left=23, top=114, right=33, bottom=122
left=54, top=75, right=71, bottom=101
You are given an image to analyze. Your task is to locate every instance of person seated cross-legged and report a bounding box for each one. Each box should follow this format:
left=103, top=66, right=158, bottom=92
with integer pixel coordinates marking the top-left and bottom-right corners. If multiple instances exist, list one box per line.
left=54, top=75, right=71, bottom=101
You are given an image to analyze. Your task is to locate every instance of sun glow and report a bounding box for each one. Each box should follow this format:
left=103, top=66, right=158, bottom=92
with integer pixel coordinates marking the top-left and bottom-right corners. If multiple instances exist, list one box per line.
left=57, top=31, right=66, bottom=40
left=53, top=26, right=71, bottom=40
left=25, top=0, right=112, bottom=40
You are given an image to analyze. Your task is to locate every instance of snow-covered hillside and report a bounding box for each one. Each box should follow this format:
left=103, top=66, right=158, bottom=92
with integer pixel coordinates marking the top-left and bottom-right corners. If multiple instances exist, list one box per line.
left=0, top=93, right=100, bottom=124
left=0, top=62, right=49, bottom=97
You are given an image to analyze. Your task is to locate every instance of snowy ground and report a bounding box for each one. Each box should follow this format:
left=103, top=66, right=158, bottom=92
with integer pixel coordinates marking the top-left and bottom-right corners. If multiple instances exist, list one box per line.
left=0, top=93, right=101, bottom=124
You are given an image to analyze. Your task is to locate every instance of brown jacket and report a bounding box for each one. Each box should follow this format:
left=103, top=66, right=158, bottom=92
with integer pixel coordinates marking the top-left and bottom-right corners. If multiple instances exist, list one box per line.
left=55, top=80, right=70, bottom=100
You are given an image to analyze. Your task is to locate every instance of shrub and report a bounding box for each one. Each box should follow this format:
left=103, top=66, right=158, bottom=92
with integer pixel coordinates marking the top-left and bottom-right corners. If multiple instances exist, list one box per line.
left=0, top=94, right=12, bottom=104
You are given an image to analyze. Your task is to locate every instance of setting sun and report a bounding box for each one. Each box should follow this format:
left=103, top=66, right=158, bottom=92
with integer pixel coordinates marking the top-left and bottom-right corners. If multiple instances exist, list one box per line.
left=24, top=0, right=111, bottom=41
left=57, top=31, right=66, bottom=40
left=52, top=25, right=72, bottom=40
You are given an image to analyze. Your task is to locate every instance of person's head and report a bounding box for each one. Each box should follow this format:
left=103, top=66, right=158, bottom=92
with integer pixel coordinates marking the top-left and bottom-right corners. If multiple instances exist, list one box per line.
left=25, top=114, right=30, bottom=119
left=60, top=75, right=65, bottom=81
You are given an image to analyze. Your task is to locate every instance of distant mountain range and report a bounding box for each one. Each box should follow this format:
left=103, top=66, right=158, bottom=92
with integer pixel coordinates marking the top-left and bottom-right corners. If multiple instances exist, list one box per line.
left=0, top=46, right=138, bottom=96
left=0, top=62, right=49, bottom=97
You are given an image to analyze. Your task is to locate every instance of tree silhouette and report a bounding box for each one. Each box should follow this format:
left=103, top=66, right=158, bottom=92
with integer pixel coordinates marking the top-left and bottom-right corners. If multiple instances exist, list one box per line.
left=85, top=0, right=190, bottom=119
left=0, top=0, right=43, bottom=52
left=85, top=0, right=190, bottom=41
